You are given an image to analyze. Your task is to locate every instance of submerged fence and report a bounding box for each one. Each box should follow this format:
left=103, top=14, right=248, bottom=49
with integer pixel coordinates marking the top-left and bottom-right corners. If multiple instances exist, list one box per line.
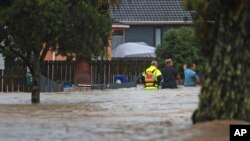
left=90, top=60, right=151, bottom=84
left=41, top=60, right=151, bottom=85
left=0, top=67, right=30, bottom=92
left=0, top=61, right=68, bottom=92
left=41, top=61, right=76, bottom=85
left=0, top=60, right=152, bottom=92
left=0, top=69, right=63, bottom=92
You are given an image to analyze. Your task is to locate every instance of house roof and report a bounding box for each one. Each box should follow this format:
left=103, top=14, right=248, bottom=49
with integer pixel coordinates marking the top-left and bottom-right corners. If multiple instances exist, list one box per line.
left=110, top=0, right=193, bottom=25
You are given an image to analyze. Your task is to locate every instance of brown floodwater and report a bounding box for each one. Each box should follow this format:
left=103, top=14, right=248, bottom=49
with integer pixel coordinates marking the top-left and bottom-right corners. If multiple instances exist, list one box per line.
left=0, top=86, right=244, bottom=141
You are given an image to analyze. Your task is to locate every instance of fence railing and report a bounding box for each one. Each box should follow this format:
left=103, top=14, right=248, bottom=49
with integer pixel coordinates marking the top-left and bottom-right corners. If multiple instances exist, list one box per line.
left=41, top=61, right=76, bottom=85
left=90, top=60, right=151, bottom=84
left=0, top=67, right=31, bottom=92
left=42, top=60, right=151, bottom=85
left=0, top=60, right=152, bottom=92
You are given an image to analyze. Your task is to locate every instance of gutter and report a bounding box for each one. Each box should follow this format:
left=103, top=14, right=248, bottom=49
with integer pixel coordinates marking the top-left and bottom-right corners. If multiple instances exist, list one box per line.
left=112, top=24, right=130, bottom=28
left=119, top=21, right=193, bottom=25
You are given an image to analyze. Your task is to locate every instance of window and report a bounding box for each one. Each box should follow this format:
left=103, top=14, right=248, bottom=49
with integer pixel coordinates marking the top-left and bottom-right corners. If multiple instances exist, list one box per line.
left=155, top=28, right=161, bottom=47
left=112, top=30, right=125, bottom=50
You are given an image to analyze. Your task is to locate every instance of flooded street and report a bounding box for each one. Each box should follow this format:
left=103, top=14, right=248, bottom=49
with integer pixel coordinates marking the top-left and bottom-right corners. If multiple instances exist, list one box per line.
left=0, top=86, right=200, bottom=141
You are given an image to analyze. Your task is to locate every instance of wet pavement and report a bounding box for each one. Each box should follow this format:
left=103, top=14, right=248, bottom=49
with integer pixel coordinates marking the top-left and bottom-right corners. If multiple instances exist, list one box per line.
left=0, top=85, right=200, bottom=141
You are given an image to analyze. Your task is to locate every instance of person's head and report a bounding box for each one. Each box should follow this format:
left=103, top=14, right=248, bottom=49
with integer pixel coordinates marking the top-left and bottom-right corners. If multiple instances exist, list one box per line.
left=183, top=64, right=187, bottom=70
left=165, top=58, right=173, bottom=67
left=190, top=63, right=196, bottom=70
left=151, top=60, right=158, bottom=67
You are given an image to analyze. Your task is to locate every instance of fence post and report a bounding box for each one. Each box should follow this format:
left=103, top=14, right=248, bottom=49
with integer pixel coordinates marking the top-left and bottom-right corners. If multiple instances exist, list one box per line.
left=11, top=78, right=14, bottom=92
left=69, top=61, right=72, bottom=84
left=104, top=60, right=106, bottom=86
left=90, top=61, right=93, bottom=84
left=108, top=60, right=111, bottom=84
left=60, top=61, right=63, bottom=83
left=1, top=70, right=3, bottom=92
left=52, top=61, right=54, bottom=82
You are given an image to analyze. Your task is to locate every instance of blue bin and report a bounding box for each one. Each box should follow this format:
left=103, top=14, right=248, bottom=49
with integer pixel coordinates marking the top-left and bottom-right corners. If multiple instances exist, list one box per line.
left=114, top=75, right=128, bottom=83
left=63, top=83, right=73, bottom=88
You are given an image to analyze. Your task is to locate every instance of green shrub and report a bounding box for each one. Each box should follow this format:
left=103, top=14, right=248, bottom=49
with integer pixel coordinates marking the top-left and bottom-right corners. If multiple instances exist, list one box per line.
left=156, top=27, right=203, bottom=75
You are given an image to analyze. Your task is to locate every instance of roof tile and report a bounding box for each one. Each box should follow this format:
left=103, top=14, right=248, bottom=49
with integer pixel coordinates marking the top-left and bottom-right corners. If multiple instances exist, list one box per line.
left=110, top=0, right=193, bottom=22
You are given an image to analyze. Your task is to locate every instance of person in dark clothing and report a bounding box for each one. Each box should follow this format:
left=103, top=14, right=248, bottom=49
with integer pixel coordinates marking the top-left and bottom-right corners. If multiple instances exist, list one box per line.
left=161, top=59, right=178, bottom=89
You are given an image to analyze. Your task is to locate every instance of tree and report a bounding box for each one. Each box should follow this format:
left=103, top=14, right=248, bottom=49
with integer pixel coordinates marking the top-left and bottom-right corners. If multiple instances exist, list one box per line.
left=57, top=0, right=112, bottom=85
left=98, top=0, right=121, bottom=6
left=0, top=0, right=111, bottom=103
left=183, top=0, right=250, bottom=123
left=156, top=27, right=202, bottom=74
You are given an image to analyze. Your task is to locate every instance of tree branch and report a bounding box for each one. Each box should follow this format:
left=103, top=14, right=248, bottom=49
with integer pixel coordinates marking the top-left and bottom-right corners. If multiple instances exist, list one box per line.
left=8, top=45, right=31, bottom=67
left=40, top=42, right=50, bottom=62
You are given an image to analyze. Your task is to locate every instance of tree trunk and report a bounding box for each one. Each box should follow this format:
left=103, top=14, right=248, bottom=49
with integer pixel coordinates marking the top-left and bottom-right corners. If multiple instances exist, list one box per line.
left=75, top=57, right=91, bottom=85
left=192, top=1, right=250, bottom=123
left=31, top=57, right=40, bottom=103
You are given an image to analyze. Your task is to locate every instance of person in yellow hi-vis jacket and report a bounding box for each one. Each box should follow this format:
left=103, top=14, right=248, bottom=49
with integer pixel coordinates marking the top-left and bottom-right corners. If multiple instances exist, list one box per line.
left=141, top=61, right=162, bottom=90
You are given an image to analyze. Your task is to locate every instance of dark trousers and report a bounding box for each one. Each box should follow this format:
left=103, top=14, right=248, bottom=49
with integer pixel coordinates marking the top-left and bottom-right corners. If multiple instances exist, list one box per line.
left=162, top=81, right=177, bottom=89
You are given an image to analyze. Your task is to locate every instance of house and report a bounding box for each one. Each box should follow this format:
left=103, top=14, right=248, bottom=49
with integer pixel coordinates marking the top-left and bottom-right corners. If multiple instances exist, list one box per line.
left=44, top=49, right=76, bottom=61
left=110, top=0, right=193, bottom=50
left=42, top=0, right=193, bottom=85
left=46, top=0, right=193, bottom=60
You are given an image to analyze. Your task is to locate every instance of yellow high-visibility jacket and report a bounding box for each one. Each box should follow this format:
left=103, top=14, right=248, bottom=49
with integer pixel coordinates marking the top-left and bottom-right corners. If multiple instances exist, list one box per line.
left=141, top=66, right=162, bottom=90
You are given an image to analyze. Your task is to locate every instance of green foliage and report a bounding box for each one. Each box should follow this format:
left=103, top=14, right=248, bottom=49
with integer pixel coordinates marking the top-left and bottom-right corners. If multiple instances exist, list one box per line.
left=57, top=0, right=112, bottom=59
left=0, top=0, right=112, bottom=61
left=188, top=0, right=250, bottom=123
left=0, top=0, right=112, bottom=69
left=0, top=0, right=112, bottom=103
left=156, top=27, right=202, bottom=73
left=0, top=0, right=15, bottom=7
left=1, top=0, right=68, bottom=58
